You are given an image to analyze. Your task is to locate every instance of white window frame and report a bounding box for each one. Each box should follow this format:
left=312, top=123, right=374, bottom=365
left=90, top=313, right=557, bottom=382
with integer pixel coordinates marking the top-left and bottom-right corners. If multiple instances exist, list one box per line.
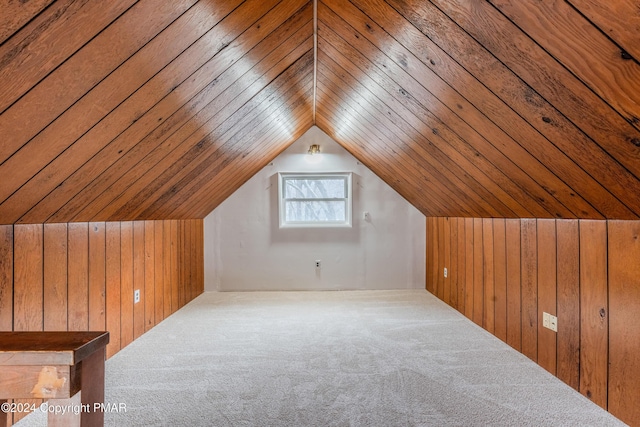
left=278, top=172, right=352, bottom=228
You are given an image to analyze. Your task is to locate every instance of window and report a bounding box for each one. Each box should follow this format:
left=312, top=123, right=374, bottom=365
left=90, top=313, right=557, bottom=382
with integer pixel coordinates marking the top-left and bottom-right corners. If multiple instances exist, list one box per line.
left=278, top=172, right=352, bottom=228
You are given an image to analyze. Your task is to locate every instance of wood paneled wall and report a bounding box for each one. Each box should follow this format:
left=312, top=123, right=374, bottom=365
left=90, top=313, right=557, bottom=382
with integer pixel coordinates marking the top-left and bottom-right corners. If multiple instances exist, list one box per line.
left=426, top=217, right=639, bottom=426
left=0, top=219, right=203, bottom=424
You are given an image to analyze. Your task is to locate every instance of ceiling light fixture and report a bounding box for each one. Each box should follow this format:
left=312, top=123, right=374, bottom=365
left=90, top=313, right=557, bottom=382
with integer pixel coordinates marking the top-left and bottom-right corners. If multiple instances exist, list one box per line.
left=308, top=144, right=320, bottom=155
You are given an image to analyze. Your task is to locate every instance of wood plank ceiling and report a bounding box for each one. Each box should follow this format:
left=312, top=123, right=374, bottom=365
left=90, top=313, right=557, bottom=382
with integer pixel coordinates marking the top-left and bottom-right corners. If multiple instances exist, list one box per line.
left=0, top=0, right=639, bottom=224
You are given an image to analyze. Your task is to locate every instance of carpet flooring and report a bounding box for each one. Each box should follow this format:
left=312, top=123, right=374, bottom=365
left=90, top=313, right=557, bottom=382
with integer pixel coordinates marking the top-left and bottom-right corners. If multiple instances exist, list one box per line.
left=15, top=290, right=625, bottom=426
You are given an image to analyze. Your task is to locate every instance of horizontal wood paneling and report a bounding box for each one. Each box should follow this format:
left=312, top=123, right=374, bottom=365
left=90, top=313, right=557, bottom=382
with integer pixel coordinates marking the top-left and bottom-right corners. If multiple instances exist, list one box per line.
left=427, top=217, right=640, bottom=425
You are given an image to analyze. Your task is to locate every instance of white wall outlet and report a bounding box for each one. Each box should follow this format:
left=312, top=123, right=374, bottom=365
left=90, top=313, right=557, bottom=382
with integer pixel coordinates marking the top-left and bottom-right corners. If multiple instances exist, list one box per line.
left=443, top=267, right=448, bottom=278
left=549, top=314, right=558, bottom=332
left=363, top=211, right=370, bottom=220
left=543, top=312, right=550, bottom=328
left=542, top=312, right=557, bottom=332
left=315, top=260, right=321, bottom=269
left=134, top=289, right=140, bottom=304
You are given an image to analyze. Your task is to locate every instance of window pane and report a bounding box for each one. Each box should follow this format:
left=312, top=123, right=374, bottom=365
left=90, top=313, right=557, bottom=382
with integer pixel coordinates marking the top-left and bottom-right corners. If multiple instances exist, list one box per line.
left=284, top=178, right=345, bottom=199
left=285, top=201, right=346, bottom=222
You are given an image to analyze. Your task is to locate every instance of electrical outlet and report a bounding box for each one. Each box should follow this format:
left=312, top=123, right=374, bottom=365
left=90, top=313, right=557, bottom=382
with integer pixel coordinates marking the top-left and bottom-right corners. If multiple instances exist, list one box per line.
left=543, top=312, right=550, bottom=329
left=134, top=289, right=140, bottom=304
left=315, top=260, right=321, bottom=269
left=542, top=312, right=557, bottom=332
left=444, top=267, right=448, bottom=278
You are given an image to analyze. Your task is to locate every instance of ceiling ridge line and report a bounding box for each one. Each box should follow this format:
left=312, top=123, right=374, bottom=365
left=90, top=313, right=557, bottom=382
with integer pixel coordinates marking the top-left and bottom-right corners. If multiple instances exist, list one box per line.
left=313, top=0, right=318, bottom=124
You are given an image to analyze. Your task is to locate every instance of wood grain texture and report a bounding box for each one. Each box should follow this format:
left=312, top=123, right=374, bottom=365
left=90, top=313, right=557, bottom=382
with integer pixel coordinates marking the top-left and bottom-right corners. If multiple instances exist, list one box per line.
left=607, top=221, right=640, bottom=425
left=116, top=59, right=313, bottom=220
left=0, top=0, right=55, bottom=44
left=105, top=222, right=121, bottom=359
left=170, top=220, right=179, bottom=314
left=120, top=222, right=134, bottom=349
left=490, top=0, right=640, bottom=129
left=579, top=220, right=608, bottom=409
left=11, top=224, right=43, bottom=424
left=436, top=217, right=445, bottom=300
left=170, top=74, right=313, bottom=219
left=154, top=221, right=164, bottom=324
left=350, top=0, right=596, bottom=218
left=0, top=0, right=639, bottom=227
left=482, top=218, right=494, bottom=333
left=428, top=217, right=638, bottom=422
left=556, top=220, right=580, bottom=390
left=493, top=219, right=507, bottom=342
left=425, top=217, right=438, bottom=294
left=13, top=224, right=43, bottom=332
left=15, top=0, right=243, bottom=223
left=456, top=218, right=465, bottom=314
left=318, top=38, right=490, bottom=217
left=443, top=218, right=451, bottom=305
left=472, top=218, right=483, bottom=326
left=505, top=219, right=521, bottom=351
left=387, top=0, right=640, bottom=219
left=105, top=222, right=122, bottom=358
left=163, top=220, right=172, bottom=318
left=428, top=0, right=640, bottom=190
left=0, top=0, right=196, bottom=174
left=520, top=219, right=537, bottom=361
left=318, top=3, right=524, bottom=218
left=144, top=221, right=155, bottom=331
left=2, top=219, right=203, bottom=366
left=0, top=0, right=135, bottom=115
left=179, top=221, right=186, bottom=309
left=567, top=0, right=640, bottom=61
left=132, top=221, right=145, bottom=339
left=464, top=218, right=474, bottom=320
left=88, top=222, right=106, bottom=331
left=0, top=0, right=219, bottom=222
left=43, top=223, right=67, bottom=331
left=536, top=219, right=556, bottom=375
left=449, top=217, right=458, bottom=309
left=196, top=220, right=204, bottom=294
left=0, top=225, right=13, bottom=331
left=67, top=223, right=88, bottom=331
left=75, top=1, right=310, bottom=222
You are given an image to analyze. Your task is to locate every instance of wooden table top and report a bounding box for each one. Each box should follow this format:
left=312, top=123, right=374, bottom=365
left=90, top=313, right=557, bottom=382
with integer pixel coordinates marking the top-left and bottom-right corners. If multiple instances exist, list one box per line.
left=0, top=331, right=109, bottom=366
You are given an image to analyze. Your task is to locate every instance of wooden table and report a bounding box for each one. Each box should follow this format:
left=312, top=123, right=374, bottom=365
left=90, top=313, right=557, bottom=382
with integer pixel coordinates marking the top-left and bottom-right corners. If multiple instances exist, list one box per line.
left=0, top=331, right=109, bottom=427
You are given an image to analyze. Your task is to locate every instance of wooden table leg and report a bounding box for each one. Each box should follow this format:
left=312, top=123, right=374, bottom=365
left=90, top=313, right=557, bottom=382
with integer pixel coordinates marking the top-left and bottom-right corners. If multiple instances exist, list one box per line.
left=0, top=399, right=8, bottom=427
left=80, top=346, right=105, bottom=427
left=47, top=347, right=105, bottom=427
left=48, top=393, right=81, bottom=427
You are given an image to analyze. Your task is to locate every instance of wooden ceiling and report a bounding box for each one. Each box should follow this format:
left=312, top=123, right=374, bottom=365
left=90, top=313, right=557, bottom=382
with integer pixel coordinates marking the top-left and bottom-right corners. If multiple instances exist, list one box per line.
left=1, top=0, right=639, bottom=224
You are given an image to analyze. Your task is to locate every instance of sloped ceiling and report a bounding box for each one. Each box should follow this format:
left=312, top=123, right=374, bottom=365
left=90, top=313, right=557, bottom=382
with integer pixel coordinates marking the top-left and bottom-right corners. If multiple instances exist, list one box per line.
left=1, top=0, right=639, bottom=224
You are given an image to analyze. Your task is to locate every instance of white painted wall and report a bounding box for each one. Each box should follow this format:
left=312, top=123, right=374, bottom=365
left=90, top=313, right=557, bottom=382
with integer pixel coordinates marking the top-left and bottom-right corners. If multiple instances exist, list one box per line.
left=204, top=126, right=425, bottom=291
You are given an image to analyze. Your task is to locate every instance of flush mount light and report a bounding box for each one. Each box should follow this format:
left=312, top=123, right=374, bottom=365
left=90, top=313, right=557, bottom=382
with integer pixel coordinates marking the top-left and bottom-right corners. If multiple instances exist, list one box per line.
left=308, top=144, right=320, bottom=155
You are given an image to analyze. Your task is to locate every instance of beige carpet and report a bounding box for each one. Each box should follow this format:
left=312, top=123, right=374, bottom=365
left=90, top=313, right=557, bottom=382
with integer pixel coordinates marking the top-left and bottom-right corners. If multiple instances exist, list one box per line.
left=16, top=290, right=625, bottom=426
